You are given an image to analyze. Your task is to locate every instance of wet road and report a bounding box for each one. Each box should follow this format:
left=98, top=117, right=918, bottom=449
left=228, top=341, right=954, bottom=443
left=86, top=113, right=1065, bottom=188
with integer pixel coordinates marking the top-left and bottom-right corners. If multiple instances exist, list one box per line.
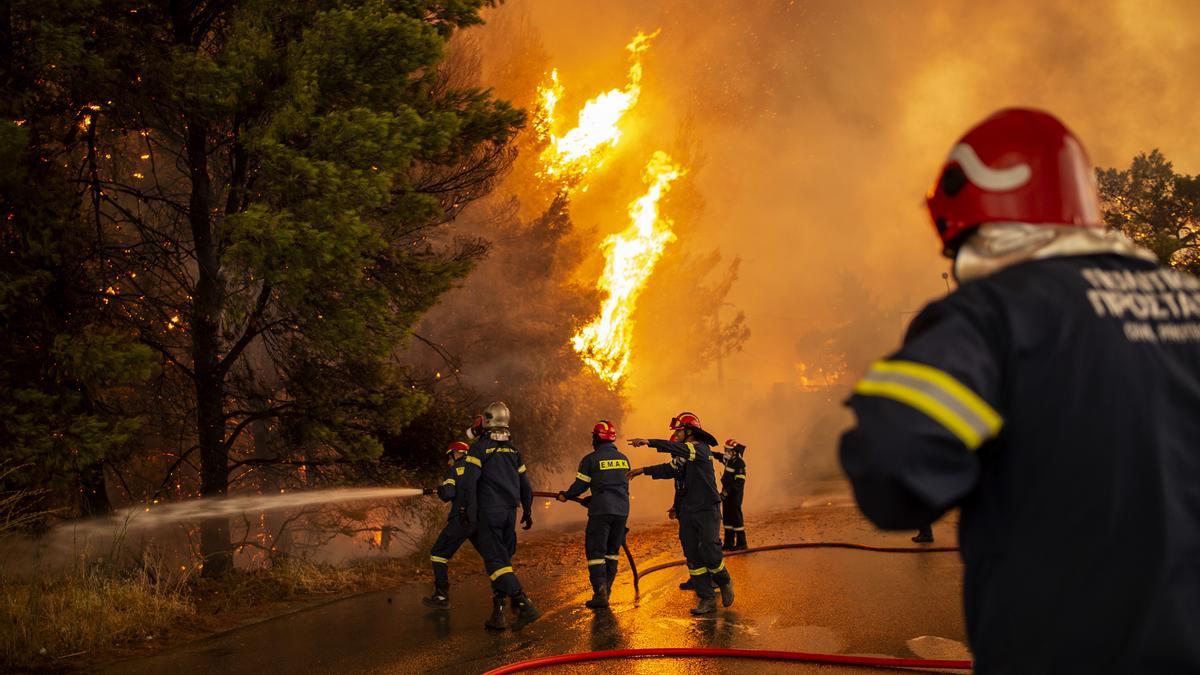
left=107, top=493, right=970, bottom=674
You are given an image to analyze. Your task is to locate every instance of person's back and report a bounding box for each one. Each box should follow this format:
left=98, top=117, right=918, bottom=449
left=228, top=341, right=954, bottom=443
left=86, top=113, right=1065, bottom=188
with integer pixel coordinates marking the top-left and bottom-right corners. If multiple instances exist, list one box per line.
left=473, top=435, right=526, bottom=512
left=838, top=108, right=1200, bottom=673
left=860, top=254, right=1200, bottom=670
left=578, top=441, right=631, bottom=517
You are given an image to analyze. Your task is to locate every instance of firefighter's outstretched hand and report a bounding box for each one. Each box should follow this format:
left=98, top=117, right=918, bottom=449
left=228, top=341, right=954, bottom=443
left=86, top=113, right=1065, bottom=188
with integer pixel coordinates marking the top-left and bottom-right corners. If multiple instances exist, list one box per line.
left=667, top=507, right=677, bottom=520
left=627, top=438, right=649, bottom=447
left=555, top=491, right=568, bottom=502
left=521, top=511, right=533, bottom=530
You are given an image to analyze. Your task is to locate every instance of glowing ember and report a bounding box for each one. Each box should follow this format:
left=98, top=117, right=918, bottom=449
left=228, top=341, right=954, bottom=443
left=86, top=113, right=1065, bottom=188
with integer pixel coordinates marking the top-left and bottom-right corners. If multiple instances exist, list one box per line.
left=795, top=361, right=847, bottom=390
left=535, top=30, right=659, bottom=189
left=572, top=151, right=683, bottom=386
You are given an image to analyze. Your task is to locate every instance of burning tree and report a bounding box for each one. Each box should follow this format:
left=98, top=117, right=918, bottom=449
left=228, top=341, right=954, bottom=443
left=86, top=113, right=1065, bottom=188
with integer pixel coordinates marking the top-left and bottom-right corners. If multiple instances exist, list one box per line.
left=0, top=2, right=160, bottom=518
left=1, top=1, right=523, bottom=574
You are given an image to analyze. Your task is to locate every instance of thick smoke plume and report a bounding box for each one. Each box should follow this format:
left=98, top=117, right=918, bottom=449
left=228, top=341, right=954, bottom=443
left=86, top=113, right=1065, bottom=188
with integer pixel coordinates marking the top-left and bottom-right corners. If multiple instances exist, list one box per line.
left=418, top=0, right=1200, bottom=519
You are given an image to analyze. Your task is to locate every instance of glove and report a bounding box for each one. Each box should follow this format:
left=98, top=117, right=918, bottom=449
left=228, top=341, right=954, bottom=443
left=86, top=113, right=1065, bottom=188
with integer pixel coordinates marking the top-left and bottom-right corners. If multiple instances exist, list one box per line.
left=458, top=507, right=471, bottom=527
left=422, top=487, right=436, bottom=496
left=556, top=491, right=568, bottom=502
left=521, top=511, right=533, bottom=530
left=667, top=507, right=677, bottom=520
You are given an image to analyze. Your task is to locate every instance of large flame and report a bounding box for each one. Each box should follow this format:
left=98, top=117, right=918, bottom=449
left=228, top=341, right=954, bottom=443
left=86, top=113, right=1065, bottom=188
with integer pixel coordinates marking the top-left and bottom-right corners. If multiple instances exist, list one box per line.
left=572, top=151, right=683, bottom=386
left=535, top=30, right=658, bottom=189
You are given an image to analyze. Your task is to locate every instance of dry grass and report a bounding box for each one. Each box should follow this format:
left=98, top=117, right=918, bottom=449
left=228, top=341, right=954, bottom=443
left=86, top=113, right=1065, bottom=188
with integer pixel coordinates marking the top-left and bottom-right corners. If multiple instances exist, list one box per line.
left=0, top=565, right=194, bottom=670
left=0, top=556, right=427, bottom=671
left=0, top=492, right=436, bottom=671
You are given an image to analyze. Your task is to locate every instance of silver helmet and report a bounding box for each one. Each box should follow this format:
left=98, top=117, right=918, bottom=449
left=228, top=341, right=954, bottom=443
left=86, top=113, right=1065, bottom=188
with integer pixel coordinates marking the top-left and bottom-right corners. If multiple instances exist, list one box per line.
left=482, top=401, right=510, bottom=429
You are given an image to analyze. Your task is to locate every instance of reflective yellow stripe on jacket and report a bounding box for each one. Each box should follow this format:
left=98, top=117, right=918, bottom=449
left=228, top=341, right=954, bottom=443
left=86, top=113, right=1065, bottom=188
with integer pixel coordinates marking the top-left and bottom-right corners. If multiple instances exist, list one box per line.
left=854, top=359, right=1003, bottom=451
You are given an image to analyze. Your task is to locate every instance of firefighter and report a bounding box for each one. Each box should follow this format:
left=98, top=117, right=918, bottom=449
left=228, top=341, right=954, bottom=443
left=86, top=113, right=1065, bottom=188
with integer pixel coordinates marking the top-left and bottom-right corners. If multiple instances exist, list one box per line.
left=557, top=420, right=630, bottom=609
left=422, top=441, right=473, bottom=609
left=458, top=401, right=541, bottom=630
left=839, top=108, right=1200, bottom=672
left=713, top=438, right=748, bottom=551
left=628, top=412, right=734, bottom=615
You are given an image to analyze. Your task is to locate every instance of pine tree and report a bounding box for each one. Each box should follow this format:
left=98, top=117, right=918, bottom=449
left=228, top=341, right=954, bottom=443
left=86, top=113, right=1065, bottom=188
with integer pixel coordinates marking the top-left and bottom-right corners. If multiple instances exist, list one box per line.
left=2, top=0, right=523, bottom=573
left=0, top=1, right=157, bottom=517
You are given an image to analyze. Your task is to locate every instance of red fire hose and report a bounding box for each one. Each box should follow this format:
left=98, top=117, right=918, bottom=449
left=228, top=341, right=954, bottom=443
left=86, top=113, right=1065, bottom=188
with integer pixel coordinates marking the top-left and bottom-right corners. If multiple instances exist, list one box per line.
left=483, top=647, right=972, bottom=674
left=511, top=494, right=969, bottom=674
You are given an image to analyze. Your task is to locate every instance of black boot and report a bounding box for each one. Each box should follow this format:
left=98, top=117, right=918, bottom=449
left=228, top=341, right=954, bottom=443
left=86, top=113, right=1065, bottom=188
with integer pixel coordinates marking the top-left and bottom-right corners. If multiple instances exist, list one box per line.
left=690, top=596, right=717, bottom=615
left=421, top=583, right=450, bottom=610
left=484, top=594, right=508, bottom=631
left=585, top=586, right=609, bottom=609
left=722, top=528, right=734, bottom=551
left=732, top=530, right=748, bottom=551
left=678, top=578, right=695, bottom=590
left=718, top=579, right=735, bottom=607
left=511, top=593, right=541, bottom=628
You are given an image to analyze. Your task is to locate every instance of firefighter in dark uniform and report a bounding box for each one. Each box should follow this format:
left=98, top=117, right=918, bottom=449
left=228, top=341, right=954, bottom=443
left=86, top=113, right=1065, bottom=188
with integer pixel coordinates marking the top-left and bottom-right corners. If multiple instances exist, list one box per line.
left=629, top=412, right=734, bottom=615
left=714, top=438, right=747, bottom=551
left=458, top=401, right=540, bottom=630
left=557, top=420, right=630, bottom=609
left=422, top=441, right=473, bottom=609
left=839, top=108, right=1200, bottom=674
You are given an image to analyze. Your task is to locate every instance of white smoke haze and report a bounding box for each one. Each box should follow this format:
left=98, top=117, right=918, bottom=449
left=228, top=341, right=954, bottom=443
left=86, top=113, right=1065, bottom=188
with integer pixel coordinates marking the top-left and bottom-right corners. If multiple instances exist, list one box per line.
left=441, top=0, right=1200, bottom=520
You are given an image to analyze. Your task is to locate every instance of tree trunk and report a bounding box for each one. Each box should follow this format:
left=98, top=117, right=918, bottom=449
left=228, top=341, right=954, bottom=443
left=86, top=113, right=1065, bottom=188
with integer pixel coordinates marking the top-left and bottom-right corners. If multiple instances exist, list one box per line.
left=185, top=115, right=231, bottom=576
left=77, top=459, right=111, bottom=517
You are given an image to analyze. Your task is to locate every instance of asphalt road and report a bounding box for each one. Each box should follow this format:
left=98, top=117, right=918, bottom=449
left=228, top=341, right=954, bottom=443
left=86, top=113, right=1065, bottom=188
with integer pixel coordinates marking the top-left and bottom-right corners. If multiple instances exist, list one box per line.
left=105, top=492, right=970, bottom=674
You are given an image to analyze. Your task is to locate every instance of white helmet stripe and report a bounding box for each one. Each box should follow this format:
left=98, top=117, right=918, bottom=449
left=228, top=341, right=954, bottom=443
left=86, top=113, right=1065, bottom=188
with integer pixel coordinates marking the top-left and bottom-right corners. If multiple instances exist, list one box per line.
left=949, top=143, right=1031, bottom=192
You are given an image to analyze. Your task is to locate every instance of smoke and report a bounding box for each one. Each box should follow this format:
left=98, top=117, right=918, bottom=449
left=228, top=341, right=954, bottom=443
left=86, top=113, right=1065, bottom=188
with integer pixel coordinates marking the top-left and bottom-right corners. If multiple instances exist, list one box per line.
left=428, top=0, right=1200, bottom=518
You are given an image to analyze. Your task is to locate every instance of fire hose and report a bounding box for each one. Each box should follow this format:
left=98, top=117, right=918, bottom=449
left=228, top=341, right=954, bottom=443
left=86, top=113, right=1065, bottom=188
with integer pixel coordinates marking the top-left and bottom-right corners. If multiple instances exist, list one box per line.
left=530, top=491, right=639, bottom=594
left=497, top=494, right=969, bottom=674
left=483, top=648, right=972, bottom=674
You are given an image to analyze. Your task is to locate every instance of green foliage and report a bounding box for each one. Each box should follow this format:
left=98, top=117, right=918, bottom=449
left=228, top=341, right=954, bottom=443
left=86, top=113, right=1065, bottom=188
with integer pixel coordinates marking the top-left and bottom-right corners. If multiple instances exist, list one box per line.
left=0, top=98, right=155, bottom=498
left=1097, top=149, right=1200, bottom=274
left=0, top=0, right=523, bottom=523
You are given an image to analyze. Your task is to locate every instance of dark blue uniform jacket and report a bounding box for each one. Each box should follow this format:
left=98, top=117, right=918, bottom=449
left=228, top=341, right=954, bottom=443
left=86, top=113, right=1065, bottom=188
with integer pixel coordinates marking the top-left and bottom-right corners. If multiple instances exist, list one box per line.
left=563, top=441, right=631, bottom=517
left=713, top=447, right=746, bottom=494
left=839, top=253, right=1200, bottom=673
left=459, top=435, right=533, bottom=521
left=436, top=458, right=467, bottom=520
left=644, top=439, right=721, bottom=514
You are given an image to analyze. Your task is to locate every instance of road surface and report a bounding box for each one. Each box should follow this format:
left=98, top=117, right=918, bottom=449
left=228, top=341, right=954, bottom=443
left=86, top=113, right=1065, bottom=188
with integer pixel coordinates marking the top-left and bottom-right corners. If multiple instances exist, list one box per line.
left=106, top=491, right=969, bottom=674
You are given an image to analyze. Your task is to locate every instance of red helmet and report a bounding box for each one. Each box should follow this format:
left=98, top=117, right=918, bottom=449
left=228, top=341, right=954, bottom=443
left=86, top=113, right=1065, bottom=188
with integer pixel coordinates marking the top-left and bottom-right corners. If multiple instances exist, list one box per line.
left=670, top=412, right=702, bottom=430
left=467, top=414, right=484, bottom=439
left=926, top=108, right=1103, bottom=256
left=724, top=438, right=738, bottom=449
left=446, top=441, right=470, bottom=454
left=592, top=420, right=617, bottom=441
